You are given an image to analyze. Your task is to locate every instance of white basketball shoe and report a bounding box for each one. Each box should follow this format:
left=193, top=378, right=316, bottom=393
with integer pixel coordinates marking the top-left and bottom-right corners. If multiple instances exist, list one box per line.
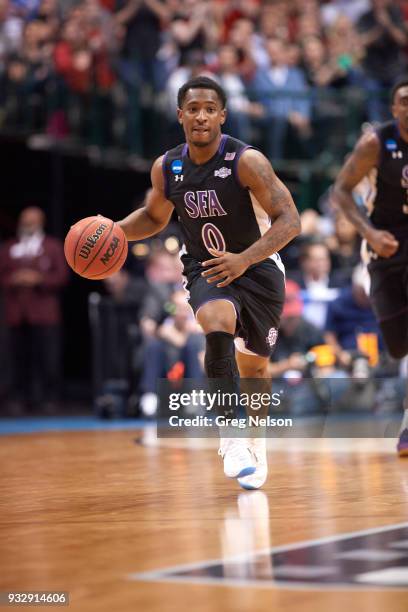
left=218, top=437, right=256, bottom=478
left=237, top=437, right=268, bottom=490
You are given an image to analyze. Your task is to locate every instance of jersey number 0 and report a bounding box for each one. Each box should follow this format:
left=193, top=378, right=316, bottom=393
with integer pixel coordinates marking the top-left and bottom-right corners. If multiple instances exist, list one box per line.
left=201, top=223, right=226, bottom=254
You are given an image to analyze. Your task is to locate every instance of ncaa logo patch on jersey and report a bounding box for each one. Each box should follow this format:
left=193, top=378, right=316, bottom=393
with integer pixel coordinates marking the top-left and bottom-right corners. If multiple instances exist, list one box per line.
left=266, top=327, right=278, bottom=348
left=385, top=139, right=397, bottom=151
left=214, top=167, right=232, bottom=179
left=171, top=160, right=183, bottom=174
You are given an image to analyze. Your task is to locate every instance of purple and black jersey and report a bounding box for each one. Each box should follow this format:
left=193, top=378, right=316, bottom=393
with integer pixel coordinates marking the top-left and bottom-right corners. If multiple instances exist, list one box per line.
left=162, top=134, right=277, bottom=263
left=365, top=121, right=408, bottom=236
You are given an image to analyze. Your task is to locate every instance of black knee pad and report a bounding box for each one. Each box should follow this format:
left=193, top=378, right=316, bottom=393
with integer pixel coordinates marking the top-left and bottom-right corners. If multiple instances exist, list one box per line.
left=204, top=331, right=239, bottom=378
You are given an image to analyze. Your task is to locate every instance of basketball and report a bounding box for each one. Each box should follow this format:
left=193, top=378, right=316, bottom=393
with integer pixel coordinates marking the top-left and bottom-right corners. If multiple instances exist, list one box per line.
left=64, top=215, right=128, bottom=279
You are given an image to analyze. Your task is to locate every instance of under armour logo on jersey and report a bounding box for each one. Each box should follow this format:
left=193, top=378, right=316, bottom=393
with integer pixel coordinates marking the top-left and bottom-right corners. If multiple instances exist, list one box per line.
left=214, top=167, right=231, bottom=179
left=392, top=151, right=403, bottom=159
left=266, top=327, right=278, bottom=347
left=175, top=175, right=184, bottom=182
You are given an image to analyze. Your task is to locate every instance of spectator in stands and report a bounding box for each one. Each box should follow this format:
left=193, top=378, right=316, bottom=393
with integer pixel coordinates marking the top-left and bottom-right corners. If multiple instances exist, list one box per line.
left=139, top=289, right=205, bottom=417
left=268, top=279, right=330, bottom=415
left=0, top=0, right=24, bottom=76
left=324, top=264, right=382, bottom=367
left=215, top=43, right=263, bottom=142
left=0, top=206, right=69, bottom=413
left=114, top=0, right=169, bottom=93
left=326, top=14, right=363, bottom=80
left=33, top=0, right=60, bottom=43
left=168, top=0, right=218, bottom=67
left=249, top=37, right=311, bottom=160
left=288, top=239, right=347, bottom=329
left=138, top=247, right=183, bottom=338
left=357, top=0, right=408, bottom=121
left=326, top=211, right=361, bottom=277
left=320, top=0, right=370, bottom=27
left=227, top=17, right=262, bottom=76
left=53, top=8, right=116, bottom=146
left=324, top=264, right=384, bottom=410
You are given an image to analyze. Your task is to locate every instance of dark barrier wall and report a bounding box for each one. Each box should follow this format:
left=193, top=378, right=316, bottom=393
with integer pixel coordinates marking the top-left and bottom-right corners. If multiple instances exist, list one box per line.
left=2, top=137, right=150, bottom=397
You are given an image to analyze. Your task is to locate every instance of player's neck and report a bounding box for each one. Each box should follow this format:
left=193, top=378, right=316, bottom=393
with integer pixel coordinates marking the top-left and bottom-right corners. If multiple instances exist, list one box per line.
left=398, top=123, right=408, bottom=144
left=187, top=134, right=222, bottom=165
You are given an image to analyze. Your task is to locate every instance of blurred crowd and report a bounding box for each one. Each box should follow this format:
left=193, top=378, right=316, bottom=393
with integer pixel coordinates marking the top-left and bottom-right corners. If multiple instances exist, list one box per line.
left=1, top=0, right=408, bottom=156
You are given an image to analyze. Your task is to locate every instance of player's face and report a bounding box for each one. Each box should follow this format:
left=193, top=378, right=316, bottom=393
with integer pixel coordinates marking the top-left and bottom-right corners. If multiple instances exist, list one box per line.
left=178, top=89, right=226, bottom=148
left=392, top=86, right=408, bottom=131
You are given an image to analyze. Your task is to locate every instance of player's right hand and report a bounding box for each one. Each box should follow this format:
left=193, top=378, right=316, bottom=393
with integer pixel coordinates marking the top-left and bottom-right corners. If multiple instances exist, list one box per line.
left=366, top=229, right=399, bottom=258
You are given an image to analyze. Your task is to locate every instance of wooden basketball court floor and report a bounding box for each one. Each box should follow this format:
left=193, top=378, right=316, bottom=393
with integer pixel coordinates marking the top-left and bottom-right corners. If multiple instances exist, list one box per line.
left=1, top=421, right=408, bottom=612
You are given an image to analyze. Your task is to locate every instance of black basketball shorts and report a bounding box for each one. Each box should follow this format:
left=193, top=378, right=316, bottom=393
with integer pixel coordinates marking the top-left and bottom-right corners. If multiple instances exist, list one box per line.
left=181, top=253, right=285, bottom=357
left=366, top=239, right=408, bottom=323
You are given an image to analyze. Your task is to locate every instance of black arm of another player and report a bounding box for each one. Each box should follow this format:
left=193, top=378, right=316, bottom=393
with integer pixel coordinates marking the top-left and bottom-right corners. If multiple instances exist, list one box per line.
left=118, top=156, right=174, bottom=241
left=202, top=149, right=300, bottom=287
left=332, top=131, right=399, bottom=258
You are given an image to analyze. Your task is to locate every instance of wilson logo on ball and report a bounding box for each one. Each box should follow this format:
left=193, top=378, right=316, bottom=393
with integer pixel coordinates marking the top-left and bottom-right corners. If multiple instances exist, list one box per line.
left=100, top=236, right=120, bottom=265
left=78, top=223, right=108, bottom=259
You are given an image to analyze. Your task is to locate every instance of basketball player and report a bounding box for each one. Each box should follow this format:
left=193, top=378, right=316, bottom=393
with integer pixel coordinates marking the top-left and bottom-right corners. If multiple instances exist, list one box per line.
left=118, top=76, right=300, bottom=488
left=333, top=78, right=408, bottom=456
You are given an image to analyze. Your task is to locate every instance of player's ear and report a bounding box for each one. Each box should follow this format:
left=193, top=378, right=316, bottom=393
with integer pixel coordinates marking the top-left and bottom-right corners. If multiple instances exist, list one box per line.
left=177, top=108, right=183, bottom=125
left=391, top=103, right=397, bottom=120
left=220, top=108, right=227, bottom=125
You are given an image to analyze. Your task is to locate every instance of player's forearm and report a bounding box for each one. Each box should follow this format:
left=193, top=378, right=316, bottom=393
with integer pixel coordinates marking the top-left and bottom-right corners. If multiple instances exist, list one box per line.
left=241, top=212, right=301, bottom=266
left=332, top=185, right=374, bottom=240
left=118, top=207, right=167, bottom=241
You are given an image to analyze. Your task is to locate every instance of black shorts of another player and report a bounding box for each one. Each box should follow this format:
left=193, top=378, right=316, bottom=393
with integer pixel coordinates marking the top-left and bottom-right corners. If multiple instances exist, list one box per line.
left=181, top=253, right=285, bottom=357
left=367, top=238, right=408, bottom=323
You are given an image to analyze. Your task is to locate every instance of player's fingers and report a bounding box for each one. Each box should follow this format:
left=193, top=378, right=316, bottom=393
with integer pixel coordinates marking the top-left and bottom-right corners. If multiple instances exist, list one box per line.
left=202, top=257, right=223, bottom=267
left=382, top=233, right=399, bottom=245
left=206, top=271, right=228, bottom=284
left=208, top=248, right=225, bottom=257
left=201, top=265, right=224, bottom=278
left=216, top=276, right=234, bottom=287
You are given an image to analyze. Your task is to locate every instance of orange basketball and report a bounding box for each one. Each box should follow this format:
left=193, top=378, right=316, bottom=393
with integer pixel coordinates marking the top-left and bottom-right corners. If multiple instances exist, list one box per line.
left=64, top=215, right=128, bottom=279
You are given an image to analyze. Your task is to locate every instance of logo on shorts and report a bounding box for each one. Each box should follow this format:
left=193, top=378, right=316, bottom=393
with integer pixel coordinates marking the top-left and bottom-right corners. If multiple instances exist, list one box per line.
left=171, top=160, right=183, bottom=174
left=266, top=327, right=278, bottom=347
left=401, top=165, right=408, bottom=188
left=214, top=167, right=231, bottom=179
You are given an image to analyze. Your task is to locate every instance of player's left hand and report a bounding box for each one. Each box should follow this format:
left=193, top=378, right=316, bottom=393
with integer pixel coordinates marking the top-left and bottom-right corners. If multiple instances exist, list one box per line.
left=201, top=249, right=250, bottom=287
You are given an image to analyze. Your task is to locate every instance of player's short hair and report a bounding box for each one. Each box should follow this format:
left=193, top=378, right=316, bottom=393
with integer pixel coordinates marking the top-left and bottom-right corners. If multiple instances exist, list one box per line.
left=391, top=77, right=408, bottom=103
left=177, top=76, right=227, bottom=109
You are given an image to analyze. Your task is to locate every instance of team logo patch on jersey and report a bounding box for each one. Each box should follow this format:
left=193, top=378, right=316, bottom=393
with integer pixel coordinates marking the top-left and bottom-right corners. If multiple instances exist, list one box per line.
left=266, top=327, right=278, bottom=348
left=224, top=152, right=236, bottom=160
left=214, top=167, right=232, bottom=179
left=386, top=139, right=397, bottom=151
left=171, top=160, right=183, bottom=174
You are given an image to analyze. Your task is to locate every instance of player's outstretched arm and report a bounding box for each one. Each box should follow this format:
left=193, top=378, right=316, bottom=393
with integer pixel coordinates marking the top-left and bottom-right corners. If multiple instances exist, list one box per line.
left=237, top=149, right=301, bottom=264
left=332, top=131, right=399, bottom=258
left=118, top=156, right=174, bottom=241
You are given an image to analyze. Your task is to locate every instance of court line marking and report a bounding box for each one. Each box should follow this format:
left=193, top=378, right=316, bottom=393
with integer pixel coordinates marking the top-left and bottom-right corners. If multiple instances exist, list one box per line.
left=128, top=521, right=408, bottom=591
